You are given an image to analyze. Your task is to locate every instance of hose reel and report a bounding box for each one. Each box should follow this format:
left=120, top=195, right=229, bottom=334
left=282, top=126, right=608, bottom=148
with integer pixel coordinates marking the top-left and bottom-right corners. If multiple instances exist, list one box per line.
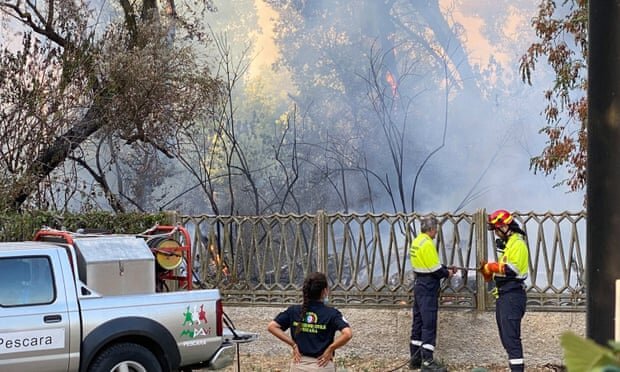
left=147, top=237, right=184, bottom=272
left=139, top=225, right=193, bottom=291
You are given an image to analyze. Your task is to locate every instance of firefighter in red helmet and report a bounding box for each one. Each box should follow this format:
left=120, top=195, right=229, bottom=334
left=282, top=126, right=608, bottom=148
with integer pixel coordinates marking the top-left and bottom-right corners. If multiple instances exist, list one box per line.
left=480, top=209, right=529, bottom=372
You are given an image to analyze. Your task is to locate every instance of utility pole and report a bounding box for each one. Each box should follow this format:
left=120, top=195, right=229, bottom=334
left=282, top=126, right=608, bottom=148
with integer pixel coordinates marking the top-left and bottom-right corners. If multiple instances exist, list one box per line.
left=587, top=0, right=620, bottom=345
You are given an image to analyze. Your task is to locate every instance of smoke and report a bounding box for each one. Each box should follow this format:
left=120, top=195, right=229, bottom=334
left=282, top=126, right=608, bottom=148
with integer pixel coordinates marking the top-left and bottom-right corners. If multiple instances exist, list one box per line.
left=203, top=0, right=586, bottom=214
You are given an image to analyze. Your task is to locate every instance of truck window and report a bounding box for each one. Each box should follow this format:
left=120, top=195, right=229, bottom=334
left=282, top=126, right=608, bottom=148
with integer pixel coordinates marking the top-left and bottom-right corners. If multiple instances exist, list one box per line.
left=0, top=256, right=56, bottom=307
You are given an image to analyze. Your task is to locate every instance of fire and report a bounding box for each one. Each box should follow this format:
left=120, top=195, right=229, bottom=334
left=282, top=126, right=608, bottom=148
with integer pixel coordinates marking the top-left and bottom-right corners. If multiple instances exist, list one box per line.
left=209, top=243, right=230, bottom=276
left=386, top=70, right=398, bottom=97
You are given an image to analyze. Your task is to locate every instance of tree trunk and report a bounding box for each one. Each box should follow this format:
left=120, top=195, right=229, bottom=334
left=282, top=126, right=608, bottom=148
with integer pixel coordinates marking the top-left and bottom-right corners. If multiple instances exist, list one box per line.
left=12, top=103, right=104, bottom=209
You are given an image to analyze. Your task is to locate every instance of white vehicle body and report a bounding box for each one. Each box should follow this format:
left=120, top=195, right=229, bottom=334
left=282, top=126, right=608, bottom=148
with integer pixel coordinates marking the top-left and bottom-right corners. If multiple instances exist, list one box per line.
left=0, top=236, right=255, bottom=372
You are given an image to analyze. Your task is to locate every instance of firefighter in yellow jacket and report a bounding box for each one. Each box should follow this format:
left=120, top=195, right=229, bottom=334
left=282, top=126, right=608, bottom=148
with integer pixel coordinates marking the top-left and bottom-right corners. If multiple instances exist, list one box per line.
left=409, top=216, right=455, bottom=371
left=480, top=210, right=529, bottom=372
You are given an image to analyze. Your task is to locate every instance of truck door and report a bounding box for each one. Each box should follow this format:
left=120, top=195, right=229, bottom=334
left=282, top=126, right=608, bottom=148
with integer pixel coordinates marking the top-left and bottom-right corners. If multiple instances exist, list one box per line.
left=0, top=250, right=72, bottom=372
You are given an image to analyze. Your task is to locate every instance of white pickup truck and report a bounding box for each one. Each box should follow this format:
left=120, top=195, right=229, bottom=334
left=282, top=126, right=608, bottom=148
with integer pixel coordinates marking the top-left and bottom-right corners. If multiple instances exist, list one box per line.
left=0, top=226, right=256, bottom=372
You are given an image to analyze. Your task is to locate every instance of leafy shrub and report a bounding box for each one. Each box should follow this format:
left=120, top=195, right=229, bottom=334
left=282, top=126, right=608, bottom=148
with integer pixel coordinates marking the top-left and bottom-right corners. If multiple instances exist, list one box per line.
left=561, top=331, right=620, bottom=372
left=0, top=211, right=174, bottom=241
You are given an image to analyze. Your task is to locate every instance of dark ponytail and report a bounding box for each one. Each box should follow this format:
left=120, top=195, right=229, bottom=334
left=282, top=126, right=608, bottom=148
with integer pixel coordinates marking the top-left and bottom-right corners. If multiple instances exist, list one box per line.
left=508, top=221, right=527, bottom=237
left=296, top=272, right=328, bottom=335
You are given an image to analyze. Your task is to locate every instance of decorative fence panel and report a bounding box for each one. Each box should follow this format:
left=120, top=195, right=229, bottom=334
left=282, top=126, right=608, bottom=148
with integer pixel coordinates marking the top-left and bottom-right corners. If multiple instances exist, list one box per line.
left=178, top=210, right=586, bottom=311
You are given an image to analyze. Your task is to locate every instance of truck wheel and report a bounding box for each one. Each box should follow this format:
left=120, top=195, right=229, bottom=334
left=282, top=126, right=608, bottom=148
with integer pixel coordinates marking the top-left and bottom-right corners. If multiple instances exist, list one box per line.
left=89, top=342, right=162, bottom=372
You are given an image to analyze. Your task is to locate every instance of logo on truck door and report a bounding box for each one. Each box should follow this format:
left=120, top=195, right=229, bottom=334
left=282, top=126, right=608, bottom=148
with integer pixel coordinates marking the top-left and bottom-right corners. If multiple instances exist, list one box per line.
left=0, top=328, right=65, bottom=354
left=180, top=304, right=212, bottom=338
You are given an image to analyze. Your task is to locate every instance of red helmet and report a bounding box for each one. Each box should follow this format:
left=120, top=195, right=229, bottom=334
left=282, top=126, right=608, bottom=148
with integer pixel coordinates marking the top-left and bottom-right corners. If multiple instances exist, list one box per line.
left=487, top=209, right=513, bottom=230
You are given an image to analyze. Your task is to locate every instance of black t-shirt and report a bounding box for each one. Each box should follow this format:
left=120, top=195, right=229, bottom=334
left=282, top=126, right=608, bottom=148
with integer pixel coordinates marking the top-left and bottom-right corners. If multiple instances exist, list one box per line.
left=274, top=301, right=350, bottom=358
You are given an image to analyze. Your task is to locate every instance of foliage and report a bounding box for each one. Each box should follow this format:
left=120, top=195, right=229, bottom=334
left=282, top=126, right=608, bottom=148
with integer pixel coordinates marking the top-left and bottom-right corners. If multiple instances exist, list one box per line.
left=0, top=210, right=173, bottom=242
left=561, top=331, right=620, bottom=372
left=520, top=0, right=588, bottom=193
left=0, top=0, right=221, bottom=212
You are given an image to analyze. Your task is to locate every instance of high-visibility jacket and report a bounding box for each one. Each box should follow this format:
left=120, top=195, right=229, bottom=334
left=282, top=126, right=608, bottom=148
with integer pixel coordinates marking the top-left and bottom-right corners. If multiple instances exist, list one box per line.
left=495, top=233, right=529, bottom=280
left=410, top=232, right=443, bottom=273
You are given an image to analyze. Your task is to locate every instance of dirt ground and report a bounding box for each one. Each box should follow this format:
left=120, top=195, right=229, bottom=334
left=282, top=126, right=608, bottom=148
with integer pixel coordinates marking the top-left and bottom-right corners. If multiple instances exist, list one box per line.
left=214, top=306, right=583, bottom=372
left=221, top=354, right=565, bottom=371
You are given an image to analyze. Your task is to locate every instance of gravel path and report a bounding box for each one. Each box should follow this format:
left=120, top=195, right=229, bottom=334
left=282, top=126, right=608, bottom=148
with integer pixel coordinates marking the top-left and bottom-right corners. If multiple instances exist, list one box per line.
left=219, top=306, right=585, bottom=371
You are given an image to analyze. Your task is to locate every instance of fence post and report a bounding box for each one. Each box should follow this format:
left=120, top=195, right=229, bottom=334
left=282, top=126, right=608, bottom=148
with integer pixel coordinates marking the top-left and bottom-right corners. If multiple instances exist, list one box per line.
left=163, top=210, right=179, bottom=225
left=316, top=210, right=328, bottom=273
left=475, top=209, right=488, bottom=311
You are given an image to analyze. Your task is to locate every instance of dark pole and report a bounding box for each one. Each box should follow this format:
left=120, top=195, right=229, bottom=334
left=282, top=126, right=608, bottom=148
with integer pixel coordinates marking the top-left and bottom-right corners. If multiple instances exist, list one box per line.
left=587, top=0, right=620, bottom=345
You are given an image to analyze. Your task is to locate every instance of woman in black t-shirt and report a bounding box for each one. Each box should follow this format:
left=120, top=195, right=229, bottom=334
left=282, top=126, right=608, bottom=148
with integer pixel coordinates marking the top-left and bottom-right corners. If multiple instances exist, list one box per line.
left=268, top=272, right=353, bottom=371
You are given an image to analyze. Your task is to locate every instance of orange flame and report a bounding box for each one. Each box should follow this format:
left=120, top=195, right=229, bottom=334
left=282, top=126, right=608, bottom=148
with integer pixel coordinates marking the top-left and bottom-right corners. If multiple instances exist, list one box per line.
left=386, top=70, right=398, bottom=97
left=209, top=243, right=230, bottom=276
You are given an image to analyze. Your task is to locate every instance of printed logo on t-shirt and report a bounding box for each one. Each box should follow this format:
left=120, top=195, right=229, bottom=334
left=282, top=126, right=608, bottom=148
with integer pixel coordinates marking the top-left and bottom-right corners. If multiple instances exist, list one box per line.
left=292, top=311, right=327, bottom=334
left=305, top=312, right=318, bottom=324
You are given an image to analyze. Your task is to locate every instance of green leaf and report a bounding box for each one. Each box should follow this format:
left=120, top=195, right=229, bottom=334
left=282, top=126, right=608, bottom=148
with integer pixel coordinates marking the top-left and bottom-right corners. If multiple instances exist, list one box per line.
left=592, top=366, right=620, bottom=372
left=561, top=332, right=620, bottom=371
left=607, top=341, right=620, bottom=352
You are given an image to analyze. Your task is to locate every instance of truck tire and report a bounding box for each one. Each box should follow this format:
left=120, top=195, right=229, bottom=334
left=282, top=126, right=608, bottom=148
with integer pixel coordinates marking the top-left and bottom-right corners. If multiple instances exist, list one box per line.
left=89, top=342, right=162, bottom=372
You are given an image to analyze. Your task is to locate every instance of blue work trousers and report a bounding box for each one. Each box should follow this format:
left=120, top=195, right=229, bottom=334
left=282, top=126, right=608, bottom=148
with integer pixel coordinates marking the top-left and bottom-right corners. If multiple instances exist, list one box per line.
left=410, top=276, right=440, bottom=360
left=496, top=288, right=526, bottom=372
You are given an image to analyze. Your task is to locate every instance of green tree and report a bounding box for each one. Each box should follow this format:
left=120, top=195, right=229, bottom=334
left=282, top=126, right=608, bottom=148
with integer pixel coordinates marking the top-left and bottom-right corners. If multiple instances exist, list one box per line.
left=520, top=0, right=588, bottom=193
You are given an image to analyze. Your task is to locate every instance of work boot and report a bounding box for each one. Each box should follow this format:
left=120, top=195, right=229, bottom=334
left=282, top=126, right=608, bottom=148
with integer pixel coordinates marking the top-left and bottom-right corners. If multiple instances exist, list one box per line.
left=408, top=355, right=422, bottom=369
left=421, top=359, right=447, bottom=372
left=509, top=364, right=524, bottom=372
